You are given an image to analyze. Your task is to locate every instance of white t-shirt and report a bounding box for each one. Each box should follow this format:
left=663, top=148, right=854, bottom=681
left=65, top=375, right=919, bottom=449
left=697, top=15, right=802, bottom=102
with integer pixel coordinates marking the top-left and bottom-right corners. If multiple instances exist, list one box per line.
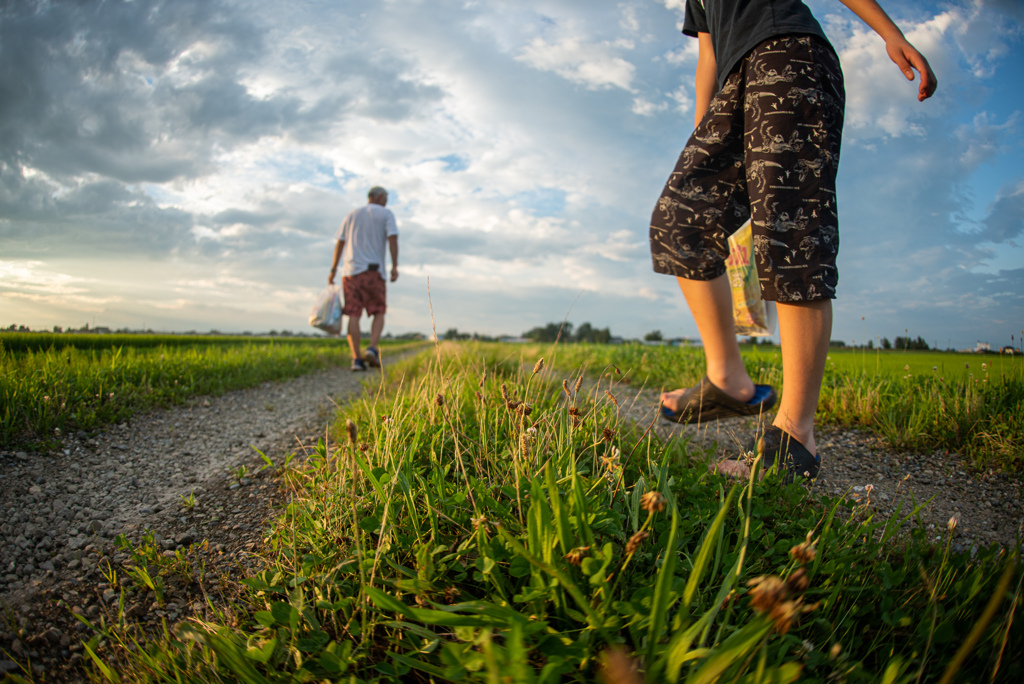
left=335, top=204, right=398, bottom=279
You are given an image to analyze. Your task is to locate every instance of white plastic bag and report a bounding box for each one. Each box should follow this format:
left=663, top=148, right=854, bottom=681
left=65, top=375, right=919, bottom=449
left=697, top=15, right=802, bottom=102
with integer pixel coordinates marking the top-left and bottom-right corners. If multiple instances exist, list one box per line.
left=726, top=220, right=777, bottom=337
left=309, top=285, right=342, bottom=335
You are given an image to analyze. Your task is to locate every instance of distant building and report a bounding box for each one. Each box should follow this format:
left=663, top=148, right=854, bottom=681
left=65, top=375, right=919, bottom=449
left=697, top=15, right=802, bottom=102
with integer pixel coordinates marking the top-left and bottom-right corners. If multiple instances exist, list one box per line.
left=1002, top=346, right=1019, bottom=355
left=975, top=342, right=991, bottom=353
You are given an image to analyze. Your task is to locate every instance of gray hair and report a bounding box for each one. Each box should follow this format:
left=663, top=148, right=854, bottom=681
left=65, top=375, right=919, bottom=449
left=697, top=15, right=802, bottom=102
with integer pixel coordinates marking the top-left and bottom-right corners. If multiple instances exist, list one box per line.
left=368, top=186, right=387, bottom=199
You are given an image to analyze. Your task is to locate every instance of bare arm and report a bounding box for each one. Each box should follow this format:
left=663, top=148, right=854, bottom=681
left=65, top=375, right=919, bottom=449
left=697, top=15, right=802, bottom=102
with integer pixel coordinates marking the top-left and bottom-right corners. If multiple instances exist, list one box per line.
left=837, top=0, right=936, bottom=101
left=329, top=240, right=344, bottom=284
left=693, top=32, right=717, bottom=129
left=388, top=235, right=399, bottom=282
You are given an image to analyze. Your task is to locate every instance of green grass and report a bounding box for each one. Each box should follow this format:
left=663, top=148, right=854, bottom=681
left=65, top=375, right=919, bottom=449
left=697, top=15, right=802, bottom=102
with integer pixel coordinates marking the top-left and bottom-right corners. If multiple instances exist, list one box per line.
left=69, top=343, right=1021, bottom=683
left=0, top=333, right=423, bottom=449
left=514, top=343, right=1024, bottom=472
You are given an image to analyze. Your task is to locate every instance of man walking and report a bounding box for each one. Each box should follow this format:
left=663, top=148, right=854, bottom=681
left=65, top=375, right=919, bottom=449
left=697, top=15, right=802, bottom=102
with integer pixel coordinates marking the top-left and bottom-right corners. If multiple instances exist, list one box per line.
left=329, top=186, right=399, bottom=371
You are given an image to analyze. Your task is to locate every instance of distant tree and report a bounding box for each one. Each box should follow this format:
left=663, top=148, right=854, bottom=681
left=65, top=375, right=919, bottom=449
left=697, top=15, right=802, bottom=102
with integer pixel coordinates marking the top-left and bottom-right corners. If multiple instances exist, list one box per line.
left=867, top=339, right=873, bottom=349
left=53, top=325, right=63, bottom=333
left=829, top=340, right=846, bottom=347
left=881, top=337, right=892, bottom=350
left=443, top=328, right=460, bottom=340
left=523, top=322, right=573, bottom=342
left=644, top=330, right=663, bottom=342
left=894, top=335, right=929, bottom=350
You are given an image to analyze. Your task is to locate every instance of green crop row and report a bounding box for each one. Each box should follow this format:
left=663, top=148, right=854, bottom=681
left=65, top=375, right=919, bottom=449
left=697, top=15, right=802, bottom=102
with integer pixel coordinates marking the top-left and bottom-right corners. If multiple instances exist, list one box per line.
left=72, top=343, right=1020, bottom=683
left=0, top=335, right=421, bottom=449
left=0, top=332, right=335, bottom=354
left=514, top=343, right=1024, bottom=473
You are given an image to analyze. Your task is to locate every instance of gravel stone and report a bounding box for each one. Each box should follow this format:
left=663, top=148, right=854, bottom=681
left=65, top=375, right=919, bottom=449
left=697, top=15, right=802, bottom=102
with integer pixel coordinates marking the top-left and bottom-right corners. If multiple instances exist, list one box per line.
left=606, top=377, right=1024, bottom=551
left=1, top=350, right=414, bottom=681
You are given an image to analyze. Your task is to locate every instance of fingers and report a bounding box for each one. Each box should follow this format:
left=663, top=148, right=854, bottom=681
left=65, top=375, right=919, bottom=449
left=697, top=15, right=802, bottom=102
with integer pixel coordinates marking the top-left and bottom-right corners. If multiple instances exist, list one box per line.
left=910, top=53, right=937, bottom=101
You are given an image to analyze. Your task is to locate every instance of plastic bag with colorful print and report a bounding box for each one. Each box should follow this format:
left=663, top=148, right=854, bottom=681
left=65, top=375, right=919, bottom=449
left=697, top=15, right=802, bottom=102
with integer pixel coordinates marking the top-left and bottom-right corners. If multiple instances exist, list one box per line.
left=726, top=220, right=776, bottom=337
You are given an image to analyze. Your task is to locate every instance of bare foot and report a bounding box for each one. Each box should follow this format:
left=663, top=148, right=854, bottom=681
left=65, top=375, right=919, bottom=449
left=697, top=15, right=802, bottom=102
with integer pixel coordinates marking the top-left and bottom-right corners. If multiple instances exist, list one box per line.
left=712, top=459, right=752, bottom=479
left=660, top=375, right=756, bottom=413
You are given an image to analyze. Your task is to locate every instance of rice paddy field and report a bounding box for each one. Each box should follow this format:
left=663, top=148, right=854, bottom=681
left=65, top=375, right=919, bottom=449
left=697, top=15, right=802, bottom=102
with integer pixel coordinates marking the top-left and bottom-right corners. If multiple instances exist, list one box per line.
left=24, top=339, right=1014, bottom=684
left=0, top=333, right=421, bottom=449
left=521, top=343, right=1024, bottom=473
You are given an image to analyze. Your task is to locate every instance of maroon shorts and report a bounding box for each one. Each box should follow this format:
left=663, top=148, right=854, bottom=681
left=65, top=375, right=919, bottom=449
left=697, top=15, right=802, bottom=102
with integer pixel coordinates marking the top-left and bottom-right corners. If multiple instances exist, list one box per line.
left=342, top=270, right=386, bottom=316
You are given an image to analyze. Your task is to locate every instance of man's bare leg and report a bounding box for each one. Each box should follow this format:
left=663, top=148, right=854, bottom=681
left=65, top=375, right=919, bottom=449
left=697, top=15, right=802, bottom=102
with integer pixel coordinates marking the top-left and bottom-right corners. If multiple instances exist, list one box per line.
left=346, top=315, right=362, bottom=360
left=716, top=299, right=831, bottom=478
left=661, top=274, right=755, bottom=412
left=368, top=314, right=385, bottom=351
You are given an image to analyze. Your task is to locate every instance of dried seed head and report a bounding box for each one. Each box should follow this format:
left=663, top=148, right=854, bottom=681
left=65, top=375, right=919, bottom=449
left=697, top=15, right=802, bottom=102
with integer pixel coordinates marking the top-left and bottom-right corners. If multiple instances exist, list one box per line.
left=471, top=515, right=489, bottom=531
left=640, top=491, right=666, bottom=513
left=501, top=383, right=510, bottom=402
left=475, top=390, right=485, bottom=404
left=829, top=643, right=842, bottom=659
left=948, top=513, right=960, bottom=533
left=515, top=402, right=533, bottom=416
left=564, top=546, right=590, bottom=566
left=533, top=357, right=545, bottom=375
left=562, top=379, right=571, bottom=399
left=435, top=393, right=445, bottom=407
left=625, top=530, right=649, bottom=555
left=767, top=600, right=801, bottom=634
left=602, top=427, right=617, bottom=442
left=520, top=428, right=537, bottom=452
left=612, top=365, right=621, bottom=375
left=749, top=574, right=817, bottom=633
left=598, top=646, right=640, bottom=684
left=345, top=419, right=357, bottom=444
left=574, top=375, right=584, bottom=394
left=865, top=484, right=874, bottom=496
left=789, top=531, right=817, bottom=565
left=786, top=567, right=809, bottom=594
left=444, top=586, right=461, bottom=604
left=604, top=390, right=619, bottom=407
left=359, top=443, right=369, bottom=453
left=479, top=371, right=487, bottom=388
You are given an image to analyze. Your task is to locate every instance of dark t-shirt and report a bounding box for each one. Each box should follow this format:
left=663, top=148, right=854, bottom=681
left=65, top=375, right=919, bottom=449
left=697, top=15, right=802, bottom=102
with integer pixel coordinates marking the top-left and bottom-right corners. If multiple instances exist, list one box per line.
left=683, top=0, right=830, bottom=89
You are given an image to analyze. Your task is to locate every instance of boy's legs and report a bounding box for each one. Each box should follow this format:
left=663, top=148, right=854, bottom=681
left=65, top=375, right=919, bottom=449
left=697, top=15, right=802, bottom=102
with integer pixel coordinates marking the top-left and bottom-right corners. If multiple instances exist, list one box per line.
left=660, top=274, right=754, bottom=411
left=715, top=299, right=830, bottom=477
left=773, top=299, right=831, bottom=454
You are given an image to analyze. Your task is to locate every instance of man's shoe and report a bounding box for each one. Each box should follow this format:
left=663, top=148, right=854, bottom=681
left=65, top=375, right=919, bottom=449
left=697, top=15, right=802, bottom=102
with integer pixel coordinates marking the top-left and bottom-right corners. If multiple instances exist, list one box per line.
left=364, top=347, right=381, bottom=368
left=351, top=358, right=367, bottom=372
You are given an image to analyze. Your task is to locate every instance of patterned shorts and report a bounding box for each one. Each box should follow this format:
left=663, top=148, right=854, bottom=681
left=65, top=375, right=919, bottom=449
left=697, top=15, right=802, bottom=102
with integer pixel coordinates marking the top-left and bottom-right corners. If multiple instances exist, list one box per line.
left=650, top=35, right=845, bottom=302
left=342, top=270, right=387, bottom=317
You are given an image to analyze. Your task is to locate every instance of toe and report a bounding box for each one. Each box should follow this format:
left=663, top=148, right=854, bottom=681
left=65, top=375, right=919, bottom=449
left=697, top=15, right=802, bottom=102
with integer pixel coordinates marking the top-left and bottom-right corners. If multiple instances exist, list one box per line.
left=712, top=459, right=751, bottom=479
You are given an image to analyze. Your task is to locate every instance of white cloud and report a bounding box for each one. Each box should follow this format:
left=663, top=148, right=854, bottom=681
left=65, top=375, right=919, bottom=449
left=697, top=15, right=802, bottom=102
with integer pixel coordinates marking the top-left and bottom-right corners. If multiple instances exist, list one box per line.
left=1, top=0, right=1021, bottom=345
left=517, top=36, right=637, bottom=91
left=632, top=97, right=667, bottom=116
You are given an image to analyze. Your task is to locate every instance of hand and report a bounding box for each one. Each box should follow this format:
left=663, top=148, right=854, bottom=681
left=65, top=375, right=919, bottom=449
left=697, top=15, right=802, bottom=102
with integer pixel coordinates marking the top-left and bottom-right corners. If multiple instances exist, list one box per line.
left=886, top=38, right=937, bottom=101
left=328, top=269, right=336, bottom=285
left=390, top=266, right=399, bottom=282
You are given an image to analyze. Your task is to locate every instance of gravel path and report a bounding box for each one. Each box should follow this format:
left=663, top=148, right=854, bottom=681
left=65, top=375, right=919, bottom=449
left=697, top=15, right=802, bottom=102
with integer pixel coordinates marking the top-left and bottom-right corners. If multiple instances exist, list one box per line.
left=0, top=355, right=409, bottom=680
left=597, top=376, right=1023, bottom=552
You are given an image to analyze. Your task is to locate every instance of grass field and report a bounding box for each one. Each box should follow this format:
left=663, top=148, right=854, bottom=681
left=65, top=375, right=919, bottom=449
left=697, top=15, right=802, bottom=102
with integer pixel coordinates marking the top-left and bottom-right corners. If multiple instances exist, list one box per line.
left=511, top=343, right=1024, bottom=473
left=0, top=333, right=423, bottom=449
left=73, top=343, right=1021, bottom=683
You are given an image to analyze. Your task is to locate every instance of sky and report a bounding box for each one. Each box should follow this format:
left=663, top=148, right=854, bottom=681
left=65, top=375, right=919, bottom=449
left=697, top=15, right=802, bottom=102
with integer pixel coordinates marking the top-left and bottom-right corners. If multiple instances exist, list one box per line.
left=1, top=0, right=1022, bottom=349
